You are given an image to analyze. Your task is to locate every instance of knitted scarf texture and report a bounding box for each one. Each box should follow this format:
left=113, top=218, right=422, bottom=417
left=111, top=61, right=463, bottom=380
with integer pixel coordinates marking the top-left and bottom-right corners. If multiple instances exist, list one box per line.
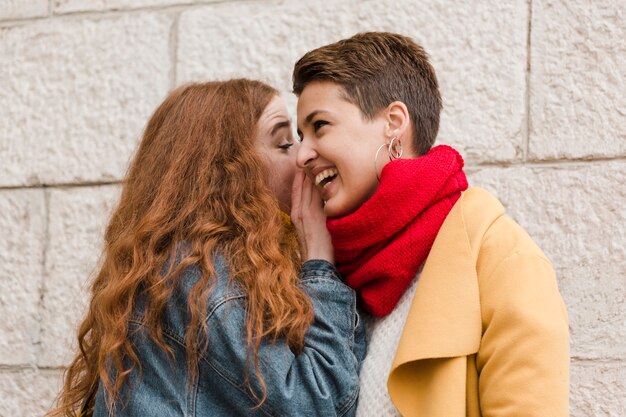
left=326, top=145, right=468, bottom=317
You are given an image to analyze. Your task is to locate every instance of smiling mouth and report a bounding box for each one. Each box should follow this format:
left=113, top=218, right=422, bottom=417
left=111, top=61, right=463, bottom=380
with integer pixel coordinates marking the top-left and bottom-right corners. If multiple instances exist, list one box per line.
left=315, top=168, right=338, bottom=189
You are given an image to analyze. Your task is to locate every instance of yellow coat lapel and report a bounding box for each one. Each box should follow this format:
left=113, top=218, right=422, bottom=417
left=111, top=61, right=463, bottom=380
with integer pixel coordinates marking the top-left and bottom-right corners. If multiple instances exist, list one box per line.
left=387, top=188, right=505, bottom=416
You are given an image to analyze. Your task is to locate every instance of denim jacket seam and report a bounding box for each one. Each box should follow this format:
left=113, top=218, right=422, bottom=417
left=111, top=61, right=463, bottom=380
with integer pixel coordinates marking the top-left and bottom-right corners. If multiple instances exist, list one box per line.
left=187, top=368, right=198, bottom=417
left=205, top=293, right=247, bottom=322
left=129, top=304, right=276, bottom=417
left=127, top=320, right=200, bottom=417
left=298, top=276, right=346, bottom=289
left=299, top=276, right=340, bottom=285
left=198, top=346, right=277, bottom=417
left=337, top=383, right=360, bottom=416
left=350, top=291, right=357, bottom=353
left=299, top=268, right=340, bottom=280
left=201, top=296, right=278, bottom=417
left=299, top=260, right=342, bottom=282
left=128, top=319, right=187, bottom=347
left=336, top=297, right=360, bottom=416
left=298, top=274, right=362, bottom=416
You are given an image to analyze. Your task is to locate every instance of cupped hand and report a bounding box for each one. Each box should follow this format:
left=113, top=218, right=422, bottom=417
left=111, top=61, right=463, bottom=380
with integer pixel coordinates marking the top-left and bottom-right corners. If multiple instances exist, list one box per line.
left=290, top=169, right=334, bottom=263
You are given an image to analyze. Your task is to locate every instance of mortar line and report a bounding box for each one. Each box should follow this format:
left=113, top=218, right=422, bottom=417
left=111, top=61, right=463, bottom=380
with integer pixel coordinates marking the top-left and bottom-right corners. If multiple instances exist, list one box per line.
left=470, top=155, right=626, bottom=169
left=523, top=0, right=533, bottom=162
left=570, top=357, right=626, bottom=364
left=2, top=154, right=626, bottom=192
left=34, top=186, right=52, bottom=367
left=0, top=181, right=121, bottom=191
left=169, top=11, right=181, bottom=88
left=0, top=0, right=255, bottom=27
left=1, top=357, right=621, bottom=373
left=0, top=364, right=66, bottom=372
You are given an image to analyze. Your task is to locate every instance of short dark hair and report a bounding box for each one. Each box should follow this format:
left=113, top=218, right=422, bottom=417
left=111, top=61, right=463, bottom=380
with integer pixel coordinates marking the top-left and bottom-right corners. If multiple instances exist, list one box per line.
left=293, top=32, right=442, bottom=155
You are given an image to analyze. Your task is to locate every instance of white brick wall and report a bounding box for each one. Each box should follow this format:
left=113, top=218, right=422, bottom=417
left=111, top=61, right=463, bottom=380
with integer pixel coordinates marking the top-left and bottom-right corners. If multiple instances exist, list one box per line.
left=1, top=0, right=624, bottom=416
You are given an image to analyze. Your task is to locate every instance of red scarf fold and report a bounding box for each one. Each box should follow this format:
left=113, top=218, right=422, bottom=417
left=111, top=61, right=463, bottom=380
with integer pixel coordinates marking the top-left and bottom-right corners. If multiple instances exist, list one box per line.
left=326, top=145, right=468, bottom=317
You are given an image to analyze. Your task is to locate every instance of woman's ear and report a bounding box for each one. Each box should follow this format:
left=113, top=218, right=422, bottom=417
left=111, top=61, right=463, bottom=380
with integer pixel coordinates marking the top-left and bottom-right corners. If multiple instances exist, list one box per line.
left=385, top=101, right=410, bottom=140
left=384, top=101, right=418, bottom=157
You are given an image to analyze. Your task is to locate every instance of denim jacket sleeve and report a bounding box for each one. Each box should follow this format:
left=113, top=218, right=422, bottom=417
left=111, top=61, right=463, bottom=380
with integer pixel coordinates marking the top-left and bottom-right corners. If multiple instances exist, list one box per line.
left=200, top=259, right=366, bottom=417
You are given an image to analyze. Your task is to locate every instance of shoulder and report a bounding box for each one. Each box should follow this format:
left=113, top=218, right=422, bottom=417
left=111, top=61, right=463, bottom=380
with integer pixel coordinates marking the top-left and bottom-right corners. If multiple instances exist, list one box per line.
left=134, top=253, right=247, bottom=332
left=456, top=189, right=565, bottom=322
left=454, top=187, right=550, bottom=278
left=175, top=253, right=245, bottom=301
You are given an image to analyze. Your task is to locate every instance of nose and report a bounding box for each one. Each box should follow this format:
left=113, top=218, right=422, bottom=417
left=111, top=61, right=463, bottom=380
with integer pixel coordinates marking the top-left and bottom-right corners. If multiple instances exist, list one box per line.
left=296, top=139, right=317, bottom=168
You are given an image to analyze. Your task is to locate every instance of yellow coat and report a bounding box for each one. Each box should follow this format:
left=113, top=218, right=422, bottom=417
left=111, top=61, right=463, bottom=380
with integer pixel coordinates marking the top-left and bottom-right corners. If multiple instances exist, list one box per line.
left=387, top=188, right=570, bottom=417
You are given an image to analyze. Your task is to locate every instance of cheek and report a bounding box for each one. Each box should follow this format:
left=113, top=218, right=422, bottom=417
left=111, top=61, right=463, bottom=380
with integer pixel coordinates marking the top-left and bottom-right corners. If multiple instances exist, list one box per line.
left=268, top=159, right=296, bottom=202
left=279, top=159, right=297, bottom=188
left=340, top=150, right=380, bottom=205
left=344, top=171, right=377, bottom=203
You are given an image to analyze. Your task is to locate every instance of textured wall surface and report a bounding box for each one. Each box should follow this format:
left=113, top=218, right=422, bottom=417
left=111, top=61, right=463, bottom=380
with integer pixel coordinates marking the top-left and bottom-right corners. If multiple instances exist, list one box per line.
left=1, top=0, right=624, bottom=416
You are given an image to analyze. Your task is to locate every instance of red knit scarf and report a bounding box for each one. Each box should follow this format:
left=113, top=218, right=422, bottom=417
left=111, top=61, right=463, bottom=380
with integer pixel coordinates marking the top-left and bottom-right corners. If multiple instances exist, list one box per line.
left=326, top=145, right=468, bottom=317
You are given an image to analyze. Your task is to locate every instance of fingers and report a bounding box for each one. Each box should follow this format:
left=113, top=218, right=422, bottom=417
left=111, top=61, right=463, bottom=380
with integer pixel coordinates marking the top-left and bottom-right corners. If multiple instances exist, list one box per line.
left=290, top=169, right=307, bottom=258
left=295, top=174, right=333, bottom=263
left=291, top=168, right=305, bottom=222
left=292, top=168, right=320, bottom=220
left=300, top=170, right=313, bottom=210
left=307, top=179, right=324, bottom=213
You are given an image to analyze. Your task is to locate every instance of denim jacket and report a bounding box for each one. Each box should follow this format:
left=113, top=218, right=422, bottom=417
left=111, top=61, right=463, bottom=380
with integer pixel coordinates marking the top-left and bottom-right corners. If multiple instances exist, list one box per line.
left=93, top=258, right=366, bottom=417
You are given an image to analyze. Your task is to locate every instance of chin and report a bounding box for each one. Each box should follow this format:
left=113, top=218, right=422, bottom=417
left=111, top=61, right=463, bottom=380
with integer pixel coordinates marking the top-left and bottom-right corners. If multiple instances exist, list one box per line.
left=324, top=199, right=353, bottom=219
left=323, top=203, right=340, bottom=219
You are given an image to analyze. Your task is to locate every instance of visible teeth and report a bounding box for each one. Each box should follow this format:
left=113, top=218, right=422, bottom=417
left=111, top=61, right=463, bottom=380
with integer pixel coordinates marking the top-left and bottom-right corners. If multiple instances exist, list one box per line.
left=315, top=168, right=338, bottom=187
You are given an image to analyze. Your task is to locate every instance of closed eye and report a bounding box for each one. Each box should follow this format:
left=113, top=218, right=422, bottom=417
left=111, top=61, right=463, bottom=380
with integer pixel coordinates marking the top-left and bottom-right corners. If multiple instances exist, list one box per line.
left=278, top=143, right=293, bottom=150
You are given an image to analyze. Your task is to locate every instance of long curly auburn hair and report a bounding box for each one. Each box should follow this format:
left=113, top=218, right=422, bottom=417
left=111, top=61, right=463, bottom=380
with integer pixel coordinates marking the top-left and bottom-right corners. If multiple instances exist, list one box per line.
left=47, top=79, right=314, bottom=416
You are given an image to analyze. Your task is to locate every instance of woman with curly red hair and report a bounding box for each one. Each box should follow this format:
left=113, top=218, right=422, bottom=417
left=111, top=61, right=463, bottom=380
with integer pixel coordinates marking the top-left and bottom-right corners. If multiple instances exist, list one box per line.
left=48, top=79, right=365, bottom=417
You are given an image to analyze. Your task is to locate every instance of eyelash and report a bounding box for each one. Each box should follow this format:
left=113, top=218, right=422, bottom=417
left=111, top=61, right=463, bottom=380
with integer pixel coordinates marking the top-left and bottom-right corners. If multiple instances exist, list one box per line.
left=296, top=120, right=328, bottom=141
left=313, top=120, right=329, bottom=132
left=278, top=143, right=293, bottom=150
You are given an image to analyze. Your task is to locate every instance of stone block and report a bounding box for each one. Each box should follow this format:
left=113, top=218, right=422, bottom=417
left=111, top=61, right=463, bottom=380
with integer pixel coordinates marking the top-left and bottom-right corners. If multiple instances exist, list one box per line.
left=469, top=161, right=626, bottom=359
left=0, top=189, right=46, bottom=366
left=0, top=0, right=47, bottom=20
left=355, top=0, right=529, bottom=164
left=178, top=0, right=528, bottom=164
left=0, top=13, right=171, bottom=187
left=39, top=185, right=121, bottom=367
left=177, top=0, right=358, bottom=113
left=52, top=0, right=209, bottom=14
left=530, top=0, right=626, bottom=160
left=571, top=361, right=626, bottom=417
left=0, top=369, right=63, bottom=417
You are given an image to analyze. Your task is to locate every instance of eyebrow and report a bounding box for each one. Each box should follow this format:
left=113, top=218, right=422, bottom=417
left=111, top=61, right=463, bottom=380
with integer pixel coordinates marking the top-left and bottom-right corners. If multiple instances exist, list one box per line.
left=304, top=110, right=330, bottom=125
left=297, top=110, right=331, bottom=136
left=270, top=120, right=291, bottom=136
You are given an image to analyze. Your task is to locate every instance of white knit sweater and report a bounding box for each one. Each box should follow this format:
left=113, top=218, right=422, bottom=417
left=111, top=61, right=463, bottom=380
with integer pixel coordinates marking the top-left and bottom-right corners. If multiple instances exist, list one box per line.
left=355, top=275, right=420, bottom=416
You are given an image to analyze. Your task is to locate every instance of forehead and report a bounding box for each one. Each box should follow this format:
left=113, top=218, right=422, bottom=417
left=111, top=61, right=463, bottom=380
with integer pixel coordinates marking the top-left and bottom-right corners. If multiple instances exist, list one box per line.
left=297, top=81, right=346, bottom=112
left=259, top=95, right=288, bottom=125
